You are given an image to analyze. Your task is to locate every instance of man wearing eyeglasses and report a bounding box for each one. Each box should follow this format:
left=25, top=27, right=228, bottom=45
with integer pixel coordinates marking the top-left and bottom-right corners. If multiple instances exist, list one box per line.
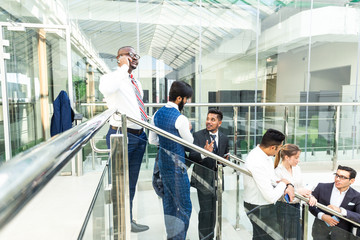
left=99, top=46, right=149, bottom=232
left=309, top=165, right=360, bottom=239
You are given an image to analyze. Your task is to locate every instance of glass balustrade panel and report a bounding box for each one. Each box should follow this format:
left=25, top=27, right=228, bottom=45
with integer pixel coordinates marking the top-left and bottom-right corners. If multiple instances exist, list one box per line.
left=134, top=133, right=243, bottom=239
left=305, top=203, right=360, bottom=240
left=80, top=165, right=112, bottom=240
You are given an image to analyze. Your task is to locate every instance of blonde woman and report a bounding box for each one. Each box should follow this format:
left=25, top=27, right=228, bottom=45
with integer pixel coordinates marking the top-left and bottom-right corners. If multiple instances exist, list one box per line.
left=274, top=144, right=317, bottom=239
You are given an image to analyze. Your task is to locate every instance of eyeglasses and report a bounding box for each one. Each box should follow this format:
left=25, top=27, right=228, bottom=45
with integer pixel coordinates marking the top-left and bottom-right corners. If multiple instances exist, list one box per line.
left=120, top=52, right=140, bottom=60
left=333, top=173, right=350, bottom=180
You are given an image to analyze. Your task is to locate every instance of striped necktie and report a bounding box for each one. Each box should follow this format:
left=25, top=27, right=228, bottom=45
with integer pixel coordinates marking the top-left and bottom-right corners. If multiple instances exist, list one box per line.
left=130, top=74, right=148, bottom=121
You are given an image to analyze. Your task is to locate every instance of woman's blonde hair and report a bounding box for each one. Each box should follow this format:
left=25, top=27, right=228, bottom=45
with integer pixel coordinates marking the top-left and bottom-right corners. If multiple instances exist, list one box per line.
left=274, top=144, right=301, bottom=168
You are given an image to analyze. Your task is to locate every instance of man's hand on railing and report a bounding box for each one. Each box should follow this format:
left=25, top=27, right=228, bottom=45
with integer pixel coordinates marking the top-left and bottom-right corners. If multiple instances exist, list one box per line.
left=327, top=204, right=341, bottom=213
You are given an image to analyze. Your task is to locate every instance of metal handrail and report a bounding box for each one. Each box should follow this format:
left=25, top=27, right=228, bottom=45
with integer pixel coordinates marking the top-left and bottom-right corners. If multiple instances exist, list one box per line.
left=125, top=114, right=360, bottom=228
left=296, top=194, right=360, bottom=227
left=81, top=102, right=360, bottom=107
left=126, top=114, right=251, bottom=176
left=0, top=108, right=117, bottom=230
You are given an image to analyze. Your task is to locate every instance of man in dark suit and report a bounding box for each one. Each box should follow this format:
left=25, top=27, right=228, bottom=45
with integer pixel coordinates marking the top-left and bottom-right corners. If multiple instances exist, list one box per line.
left=189, top=108, right=229, bottom=240
left=309, top=165, right=360, bottom=239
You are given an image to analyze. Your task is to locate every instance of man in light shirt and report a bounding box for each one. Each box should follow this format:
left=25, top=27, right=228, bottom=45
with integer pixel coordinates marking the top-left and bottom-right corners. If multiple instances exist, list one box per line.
left=309, top=165, right=360, bottom=239
left=149, top=81, right=194, bottom=240
left=99, top=46, right=149, bottom=232
left=243, top=128, right=295, bottom=240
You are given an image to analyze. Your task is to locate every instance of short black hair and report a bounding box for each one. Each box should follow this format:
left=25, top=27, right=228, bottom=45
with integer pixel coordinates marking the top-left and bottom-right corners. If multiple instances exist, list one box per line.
left=169, top=81, right=193, bottom=101
left=338, top=165, right=357, bottom=179
left=117, top=46, right=134, bottom=55
left=208, top=108, right=223, bottom=121
left=260, top=128, right=285, bottom=148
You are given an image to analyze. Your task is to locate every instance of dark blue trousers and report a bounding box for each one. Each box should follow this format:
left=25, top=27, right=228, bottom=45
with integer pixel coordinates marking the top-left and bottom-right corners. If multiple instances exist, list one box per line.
left=106, top=127, right=147, bottom=221
left=158, top=149, right=192, bottom=240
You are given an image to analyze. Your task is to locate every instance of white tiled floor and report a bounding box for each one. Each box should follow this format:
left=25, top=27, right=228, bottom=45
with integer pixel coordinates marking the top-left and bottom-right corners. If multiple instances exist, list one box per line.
left=0, top=157, right=359, bottom=240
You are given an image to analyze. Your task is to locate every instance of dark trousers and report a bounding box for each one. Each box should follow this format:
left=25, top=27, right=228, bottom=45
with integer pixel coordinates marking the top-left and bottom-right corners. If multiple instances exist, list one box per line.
left=197, top=190, right=216, bottom=240
left=159, top=159, right=192, bottom=240
left=244, top=202, right=280, bottom=240
left=312, top=218, right=356, bottom=240
left=106, top=127, right=147, bottom=221
left=276, top=201, right=301, bottom=239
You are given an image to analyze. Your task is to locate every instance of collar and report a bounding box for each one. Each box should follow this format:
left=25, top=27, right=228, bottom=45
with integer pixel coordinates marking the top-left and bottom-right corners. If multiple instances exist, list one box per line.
left=166, top=101, right=179, bottom=111
left=332, top=183, right=350, bottom=195
left=209, top=131, right=218, bottom=138
left=256, top=145, right=272, bottom=160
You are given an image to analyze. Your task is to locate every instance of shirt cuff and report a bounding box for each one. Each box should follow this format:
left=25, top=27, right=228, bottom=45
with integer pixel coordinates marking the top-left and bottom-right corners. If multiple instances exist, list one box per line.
left=340, top=207, right=347, bottom=216
left=278, top=181, right=286, bottom=190
left=318, top=212, right=324, bottom=220
left=119, top=64, right=129, bottom=73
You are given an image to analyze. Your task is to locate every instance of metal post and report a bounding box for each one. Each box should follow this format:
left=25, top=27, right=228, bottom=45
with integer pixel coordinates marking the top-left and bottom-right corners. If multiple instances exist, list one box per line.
left=76, top=149, right=83, bottom=176
left=233, top=107, right=241, bottom=230
left=302, top=204, right=309, bottom=240
left=233, top=107, right=238, bottom=156
left=215, top=164, right=223, bottom=240
left=247, top=106, right=251, bottom=153
left=294, top=106, right=298, bottom=145
left=284, top=106, right=289, bottom=143
left=110, top=113, right=130, bottom=240
left=91, top=106, right=96, bottom=170
left=332, top=106, right=340, bottom=171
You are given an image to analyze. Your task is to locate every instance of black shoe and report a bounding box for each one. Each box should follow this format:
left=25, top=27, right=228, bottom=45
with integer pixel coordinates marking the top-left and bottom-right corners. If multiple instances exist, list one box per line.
left=131, top=220, right=149, bottom=233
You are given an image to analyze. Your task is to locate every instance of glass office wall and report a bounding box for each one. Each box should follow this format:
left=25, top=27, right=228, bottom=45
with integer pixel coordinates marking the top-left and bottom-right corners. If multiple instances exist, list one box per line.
left=3, top=27, right=68, bottom=157
left=1, top=0, right=360, bottom=161
left=4, top=27, right=42, bottom=156
left=0, top=77, right=4, bottom=164
left=72, top=50, right=87, bottom=112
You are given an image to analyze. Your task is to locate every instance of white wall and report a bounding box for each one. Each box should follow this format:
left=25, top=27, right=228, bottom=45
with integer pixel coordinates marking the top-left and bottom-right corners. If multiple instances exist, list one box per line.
left=276, top=42, right=358, bottom=103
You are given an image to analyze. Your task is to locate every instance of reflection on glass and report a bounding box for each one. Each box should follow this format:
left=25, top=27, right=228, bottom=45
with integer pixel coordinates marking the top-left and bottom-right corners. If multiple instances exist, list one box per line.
left=0, top=81, right=4, bottom=164
left=81, top=165, right=111, bottom=240
left=4, top=28, right=43, bottom=156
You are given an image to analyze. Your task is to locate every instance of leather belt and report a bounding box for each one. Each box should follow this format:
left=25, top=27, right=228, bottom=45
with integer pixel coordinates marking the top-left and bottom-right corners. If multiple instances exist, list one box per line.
left=110, top=125, right=143, bottom=135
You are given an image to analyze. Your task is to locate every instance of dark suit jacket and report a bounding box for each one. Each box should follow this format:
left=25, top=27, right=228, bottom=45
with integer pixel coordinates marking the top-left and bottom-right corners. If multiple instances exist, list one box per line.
left=50, top=90, right=74, bottom=137
left=188, top=129, right=229, bottom=195
left=309, top=182, right=360, bottom=233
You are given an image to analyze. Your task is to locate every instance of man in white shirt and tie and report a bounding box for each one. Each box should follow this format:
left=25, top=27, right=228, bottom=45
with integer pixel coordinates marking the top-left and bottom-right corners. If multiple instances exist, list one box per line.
left=188, top=108, right=230, bottom=240
left=99, top=46, right=149, bottom=232
left=243, top=128, right=295, bottom=240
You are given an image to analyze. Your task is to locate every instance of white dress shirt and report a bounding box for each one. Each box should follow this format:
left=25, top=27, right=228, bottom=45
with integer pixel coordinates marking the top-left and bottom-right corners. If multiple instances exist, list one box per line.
left=148, top=102, right=194, bottom=145
left=275, top=164, right=303, bottom=203
left=99, top=65, right=144, bottom=129
left=317, top=185, right=349, bottom=219
left=243, top=145, right=286, bottom=205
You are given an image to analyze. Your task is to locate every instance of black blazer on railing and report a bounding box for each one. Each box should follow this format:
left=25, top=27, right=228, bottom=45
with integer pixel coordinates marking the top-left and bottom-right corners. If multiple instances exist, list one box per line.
left=309, top=182, right=360, bottom=233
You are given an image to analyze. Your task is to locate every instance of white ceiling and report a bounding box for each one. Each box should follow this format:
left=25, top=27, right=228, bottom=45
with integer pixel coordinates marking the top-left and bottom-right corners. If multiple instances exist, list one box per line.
left=68, top=0, right=266, bottom=69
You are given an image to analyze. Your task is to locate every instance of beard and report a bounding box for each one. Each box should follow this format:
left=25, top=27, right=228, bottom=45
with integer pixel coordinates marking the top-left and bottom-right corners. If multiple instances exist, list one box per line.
left=178, top=99, right=185, bottom=111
